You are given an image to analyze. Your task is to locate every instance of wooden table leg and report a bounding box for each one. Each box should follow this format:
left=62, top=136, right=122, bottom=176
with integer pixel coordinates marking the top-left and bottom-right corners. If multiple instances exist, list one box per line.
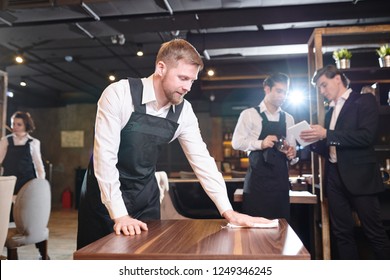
left=321, top=198, right=331, bottom=260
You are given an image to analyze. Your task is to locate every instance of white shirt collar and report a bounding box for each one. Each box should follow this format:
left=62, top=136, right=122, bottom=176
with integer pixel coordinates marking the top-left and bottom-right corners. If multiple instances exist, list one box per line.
left=329, top=88, right=352, bottom=107
left=12, top=132, right=31, bottom=139
left=259, top=100, right=281, bottom=114
left=141, top=75, right=176, bottom=113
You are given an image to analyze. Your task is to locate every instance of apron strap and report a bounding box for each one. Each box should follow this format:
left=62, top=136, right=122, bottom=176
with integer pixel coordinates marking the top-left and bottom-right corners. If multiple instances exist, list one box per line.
left=128, top=77, right=184, bottom=122
left=128, top=77, right=145, bottom=114
left=254, top=107, right=286, bottom=139
left=7, top=136, right=15, bottom=146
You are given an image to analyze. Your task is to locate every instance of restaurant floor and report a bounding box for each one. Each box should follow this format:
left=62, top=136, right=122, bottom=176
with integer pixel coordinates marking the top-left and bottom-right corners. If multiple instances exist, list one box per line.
left=2, top=207, right=78, bottom=260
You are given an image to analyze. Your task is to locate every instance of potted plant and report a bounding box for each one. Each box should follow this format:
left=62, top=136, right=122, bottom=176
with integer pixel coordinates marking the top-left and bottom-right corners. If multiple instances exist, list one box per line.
left=333, top=48, right=352, bottom=69
left=376, top=44, right=390, bottom=68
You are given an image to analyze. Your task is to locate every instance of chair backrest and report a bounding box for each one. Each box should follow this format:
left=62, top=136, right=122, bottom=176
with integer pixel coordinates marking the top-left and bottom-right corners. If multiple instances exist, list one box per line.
left=155, top=171, right=169, bottom=203
left=7, top=178, right=51, bottom=247
left=0, top=176, right=16, bottom=249
left=169, top=182, right=221, bottom=219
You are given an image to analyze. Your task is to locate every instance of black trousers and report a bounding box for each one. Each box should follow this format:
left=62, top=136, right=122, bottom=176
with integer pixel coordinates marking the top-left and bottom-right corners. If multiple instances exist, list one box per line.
left=327, top=162, right=390, bottom=259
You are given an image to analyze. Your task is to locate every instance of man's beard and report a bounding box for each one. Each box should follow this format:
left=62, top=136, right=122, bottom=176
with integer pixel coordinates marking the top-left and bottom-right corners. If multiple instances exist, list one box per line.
left=163, top=85, right=184, bottom=105
left=161, top=76, right=185, bottom=105
left=168, top=91, right=184, bottom=105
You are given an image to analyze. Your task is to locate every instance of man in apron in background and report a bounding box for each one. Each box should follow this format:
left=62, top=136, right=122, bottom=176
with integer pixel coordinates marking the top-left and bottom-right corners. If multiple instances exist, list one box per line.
left=232, top=73, right=296, bottom=221
left=77, top=39, right=273, bottom=249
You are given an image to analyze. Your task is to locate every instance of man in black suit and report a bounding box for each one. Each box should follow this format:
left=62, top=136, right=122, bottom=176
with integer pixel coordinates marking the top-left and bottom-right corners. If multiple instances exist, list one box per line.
left=300, top=65, right=390, bottom=259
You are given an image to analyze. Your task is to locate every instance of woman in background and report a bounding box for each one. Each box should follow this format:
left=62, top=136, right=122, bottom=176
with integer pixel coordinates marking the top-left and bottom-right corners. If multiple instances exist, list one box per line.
left=0, top=111, right=45, bottom=194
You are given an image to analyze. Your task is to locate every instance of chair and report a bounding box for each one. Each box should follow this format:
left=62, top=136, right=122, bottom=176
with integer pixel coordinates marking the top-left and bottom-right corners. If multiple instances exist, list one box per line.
left=169, top=181, right=221, bottom=219
left=0, top=176, right=17, bottom=256
left=5, top=178, right=51, bottom=260
left=155, top=171, right=169, bottom=203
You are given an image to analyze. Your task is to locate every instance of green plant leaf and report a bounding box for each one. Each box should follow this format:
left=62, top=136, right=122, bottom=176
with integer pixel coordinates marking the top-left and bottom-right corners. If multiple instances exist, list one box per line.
left=376, top=44, right=390, bottom=57
left=333, top=48, right=352, bottom=60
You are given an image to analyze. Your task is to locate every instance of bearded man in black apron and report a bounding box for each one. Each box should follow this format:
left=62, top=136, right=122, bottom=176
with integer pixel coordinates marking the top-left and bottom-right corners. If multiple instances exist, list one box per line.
left=231, top=73, right=296, bottom=221
left=77, top=39, right=272, bottom=249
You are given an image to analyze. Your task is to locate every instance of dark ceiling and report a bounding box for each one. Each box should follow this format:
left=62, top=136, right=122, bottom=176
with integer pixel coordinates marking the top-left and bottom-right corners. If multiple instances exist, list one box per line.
left=1, top=0, right=390, bottom=107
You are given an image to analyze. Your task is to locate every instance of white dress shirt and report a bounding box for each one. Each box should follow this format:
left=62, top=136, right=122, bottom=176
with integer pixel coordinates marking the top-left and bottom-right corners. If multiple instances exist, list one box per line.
left=328, top=88, right=352, bottom=163
left=0, top=133, right=46, bottom=179
left=232, top=101, right=295, bottom=151
left=94, top=75, right=232, bottom=219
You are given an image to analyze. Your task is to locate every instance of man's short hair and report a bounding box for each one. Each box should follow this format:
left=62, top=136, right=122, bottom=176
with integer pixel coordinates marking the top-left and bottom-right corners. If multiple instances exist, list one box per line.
left=311, top=65, right=350, bottom=88
left=263, top=73, right=290, bottom=89
left=156, top=38, right=204, bottom=70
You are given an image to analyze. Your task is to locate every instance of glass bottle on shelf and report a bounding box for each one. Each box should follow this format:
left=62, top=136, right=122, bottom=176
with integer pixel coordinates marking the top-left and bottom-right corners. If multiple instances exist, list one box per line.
left=223, top=132, right=232, bottom=158
left=387, top=90, right=390, bottom=106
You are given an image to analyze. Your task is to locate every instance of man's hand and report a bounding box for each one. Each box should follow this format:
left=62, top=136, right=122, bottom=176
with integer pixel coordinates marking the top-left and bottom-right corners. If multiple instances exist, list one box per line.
left=113, top=215, right=148, bottom=236
left=284, top=145, right=296, bottom=160
left=286, top=145, right=296, bottom=160
left=300, top=124, right=327, bottom=142
left=261, top=135, right=278, bottom=149
left=222, top=210, right=276, bottom=227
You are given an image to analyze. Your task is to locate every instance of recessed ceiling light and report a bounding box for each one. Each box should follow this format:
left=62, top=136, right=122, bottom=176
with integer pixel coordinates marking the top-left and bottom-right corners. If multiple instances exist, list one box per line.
left=136, top=44, right=144, bottom=57
left=15, top=55, right=24, bottom=63
left=64, top=55, right=73, bottom=62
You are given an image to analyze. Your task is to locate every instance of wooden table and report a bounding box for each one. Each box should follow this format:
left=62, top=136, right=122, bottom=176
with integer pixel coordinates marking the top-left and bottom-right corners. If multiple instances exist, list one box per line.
left=234, top=189, right=317, bottom=204
left=234, top=188, right=318, bottom=259
left=73, top=219, right=310, bottom=260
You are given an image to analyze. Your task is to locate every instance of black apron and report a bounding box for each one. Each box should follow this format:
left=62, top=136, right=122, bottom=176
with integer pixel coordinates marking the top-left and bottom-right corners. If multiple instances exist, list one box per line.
left=2, top=137, right=36, bottom=194
left=77, top=78, right=183, bottom=249
left=242, top=108, right=290, bottom=221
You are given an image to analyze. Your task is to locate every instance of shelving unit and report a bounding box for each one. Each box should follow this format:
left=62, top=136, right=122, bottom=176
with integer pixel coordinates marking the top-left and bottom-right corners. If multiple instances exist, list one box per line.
left=307, top=24, right=390, bottom=260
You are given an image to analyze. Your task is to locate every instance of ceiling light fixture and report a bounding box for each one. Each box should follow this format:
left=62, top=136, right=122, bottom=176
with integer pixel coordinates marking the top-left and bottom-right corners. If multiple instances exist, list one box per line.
left=0, top=15, right=12, bottom=26
left=108, top=74, right=116, bottom=82
left=15, top=55, right=24, bottom=64
left=111, top=34, right=126, bottom=45
left=207, top=69, right=215, bottom=77
left=64, top=55, right=73, bottom=62
left=75, top=22, right=94, bottom=39
left=136, top=44, right=144, bottom=57
left=117, top=34, right=126, bottom=45
left=171, top=30, right=180, bottom=37
left=203, top=50, right=210, bottom=61
left=163, top=0, right=173, bottom=15
left=20, top=80, right=27, bottom=87
left=81, top=2, right=100, bottom=21
left=111, top=35, right=118, bottom=44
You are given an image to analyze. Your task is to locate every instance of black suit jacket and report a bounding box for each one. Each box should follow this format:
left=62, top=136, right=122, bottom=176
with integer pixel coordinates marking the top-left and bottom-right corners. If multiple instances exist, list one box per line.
left=311, top=91, right=384, bottom=195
